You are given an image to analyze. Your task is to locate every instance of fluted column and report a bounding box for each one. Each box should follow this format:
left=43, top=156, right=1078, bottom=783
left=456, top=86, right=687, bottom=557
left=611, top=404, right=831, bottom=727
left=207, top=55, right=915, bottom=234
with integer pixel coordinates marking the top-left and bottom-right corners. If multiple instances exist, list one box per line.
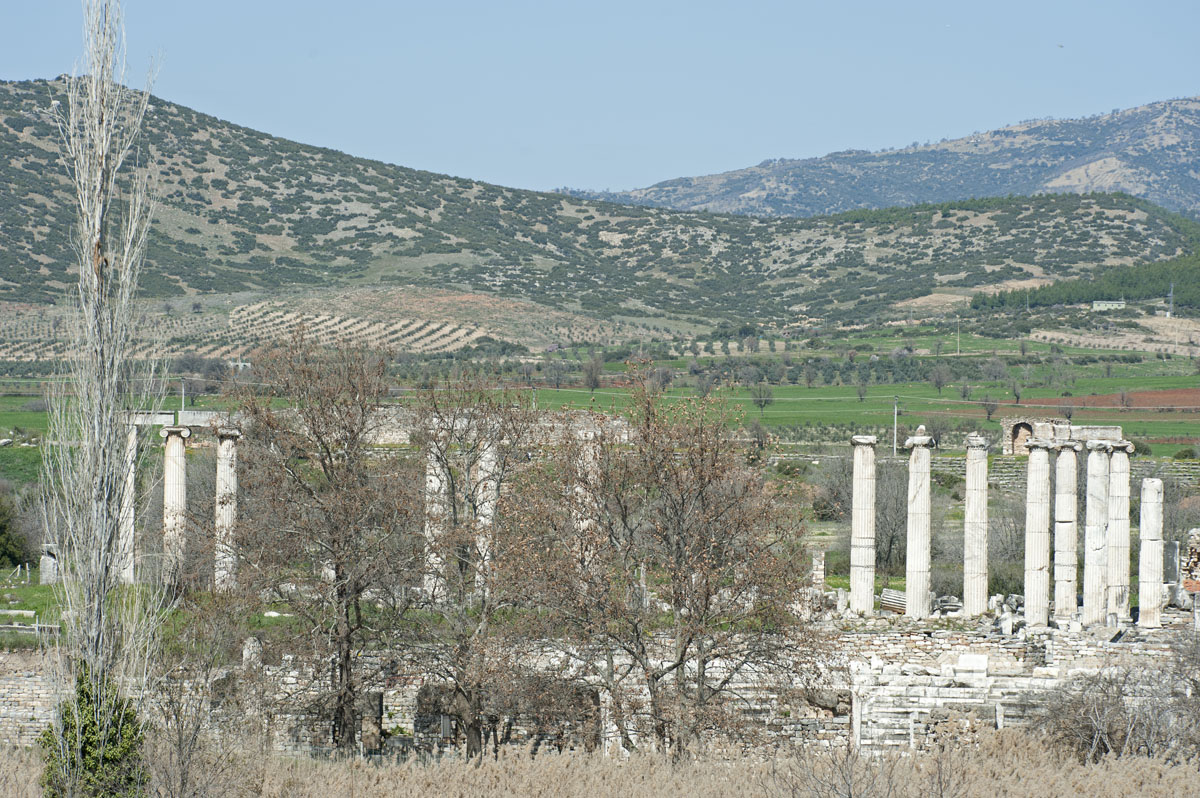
left=849, top=435, right=877, bottom=615
left=474, top=443, right=499, bottom=594
left=963, top=433, right=989, bottom=617
left=214, top=428, right=241, bottom=591
left=1052, top=441, right=1081, bottom=621
left=119, top=424, right=137, bottom=584
left=423, top=445, right=449, bottom=599
left=1082, top=440, right=1112, bottom=626
left=1138, top=478, right=1164, bottom=628
left=1024, top=439, right=1053, bottom=626
left=905, top=427, right=934, bottom=619
left=1107, top=442, right=1134, bottom=622
left=160, top=426, right=191, bottom=586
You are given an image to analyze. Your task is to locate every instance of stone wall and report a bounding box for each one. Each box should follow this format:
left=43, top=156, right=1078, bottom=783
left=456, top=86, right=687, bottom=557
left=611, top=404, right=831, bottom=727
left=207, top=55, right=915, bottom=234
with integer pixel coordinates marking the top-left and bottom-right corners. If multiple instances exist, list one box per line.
left=0, top=612, right=1190, bottom=754
left=0, top=651, right=55, bottom=748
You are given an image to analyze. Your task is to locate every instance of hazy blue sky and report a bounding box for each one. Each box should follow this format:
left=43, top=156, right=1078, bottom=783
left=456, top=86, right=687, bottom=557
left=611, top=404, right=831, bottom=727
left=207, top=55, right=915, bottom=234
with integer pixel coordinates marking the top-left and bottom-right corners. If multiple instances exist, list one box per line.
left=3, top=1, right=1198, bottom=192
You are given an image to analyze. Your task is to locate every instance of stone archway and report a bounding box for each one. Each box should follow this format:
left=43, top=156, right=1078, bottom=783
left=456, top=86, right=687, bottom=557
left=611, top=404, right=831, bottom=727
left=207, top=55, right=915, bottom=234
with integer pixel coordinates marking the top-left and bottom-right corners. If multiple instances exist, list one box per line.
left=1011, top=422, right=1033, bottom=455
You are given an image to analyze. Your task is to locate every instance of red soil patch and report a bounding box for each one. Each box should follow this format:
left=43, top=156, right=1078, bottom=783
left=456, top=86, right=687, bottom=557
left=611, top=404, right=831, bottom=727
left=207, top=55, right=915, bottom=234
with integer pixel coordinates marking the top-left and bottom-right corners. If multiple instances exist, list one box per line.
left=1067, top=387, right=1200, bottom=410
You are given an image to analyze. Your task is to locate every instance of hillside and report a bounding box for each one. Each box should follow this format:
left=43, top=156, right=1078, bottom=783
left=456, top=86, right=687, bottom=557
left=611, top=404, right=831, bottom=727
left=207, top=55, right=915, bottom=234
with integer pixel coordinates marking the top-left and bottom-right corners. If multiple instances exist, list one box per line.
left=0, top=78, right=1197, bottom=347
left=565, top=98, right=1200, bottom=219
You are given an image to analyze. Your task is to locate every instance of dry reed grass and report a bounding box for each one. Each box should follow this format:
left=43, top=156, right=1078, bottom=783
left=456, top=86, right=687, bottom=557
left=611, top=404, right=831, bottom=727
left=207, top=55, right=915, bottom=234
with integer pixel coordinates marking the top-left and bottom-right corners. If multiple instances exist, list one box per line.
left=0, top=730, right=1197, bottom=797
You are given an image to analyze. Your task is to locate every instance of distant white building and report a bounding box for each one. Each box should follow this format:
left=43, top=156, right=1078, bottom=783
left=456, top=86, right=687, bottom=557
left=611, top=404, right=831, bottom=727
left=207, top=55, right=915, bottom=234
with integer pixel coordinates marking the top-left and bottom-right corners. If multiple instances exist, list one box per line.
left=1091, top=300, right=1126, bottom=311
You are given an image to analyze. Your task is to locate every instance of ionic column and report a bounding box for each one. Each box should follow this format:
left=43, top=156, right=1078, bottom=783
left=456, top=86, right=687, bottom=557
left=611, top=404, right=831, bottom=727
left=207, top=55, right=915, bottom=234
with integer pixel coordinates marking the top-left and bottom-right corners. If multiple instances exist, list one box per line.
left=214, top=428, right=241, bottom=591
left=1024, top=439, right=1053, bottom=626
left=1107, top=442, right=1134, bottom=622
left=963, top=433, right=989, bottom=617
left=1138, top=478, right=1164, bottom=628
left=905, top=427, right=934, bottom=620
left=473, top=443, right=499, bottom=594
left=159, top=426, right=191, bottom=586
left=849, top=435, right=877, bottom=615
left=1082, top=440, right=1112, bottom=626
left=1052, top=441, right=1081, bottom=621
left=119, top=424, right=137, bottom=584
left=423, top=446, right=449, bottom=599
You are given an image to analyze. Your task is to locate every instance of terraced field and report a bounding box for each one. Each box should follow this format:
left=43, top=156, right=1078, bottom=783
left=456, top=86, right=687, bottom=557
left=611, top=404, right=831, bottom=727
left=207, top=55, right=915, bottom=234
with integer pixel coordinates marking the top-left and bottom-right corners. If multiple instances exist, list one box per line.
left=0, top=298, right=485, bottom=363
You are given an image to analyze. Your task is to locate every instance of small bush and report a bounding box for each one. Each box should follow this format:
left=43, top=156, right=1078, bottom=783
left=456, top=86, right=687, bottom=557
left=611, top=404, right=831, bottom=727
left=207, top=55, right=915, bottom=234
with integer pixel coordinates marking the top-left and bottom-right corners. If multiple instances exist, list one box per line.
left=39, top=668, right=147, bottom=798
left=1174, top=447, right=1197, bottom=460
left=1129, top=439, right=1153, bottom=457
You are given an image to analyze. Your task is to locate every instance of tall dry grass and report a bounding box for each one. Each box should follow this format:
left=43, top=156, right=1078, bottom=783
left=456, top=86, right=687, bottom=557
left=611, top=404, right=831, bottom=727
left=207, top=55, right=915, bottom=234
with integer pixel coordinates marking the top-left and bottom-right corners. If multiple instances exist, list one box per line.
left=0, top=730, right=1197, bottom=797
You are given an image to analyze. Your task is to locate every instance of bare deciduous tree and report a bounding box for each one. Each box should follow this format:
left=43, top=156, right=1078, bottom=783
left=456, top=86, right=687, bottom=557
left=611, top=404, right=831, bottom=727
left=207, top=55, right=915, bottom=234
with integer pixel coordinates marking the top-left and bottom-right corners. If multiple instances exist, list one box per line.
left=408, top=380, right=542, bottom=757
left=582, top=357, right=603, bottom=393
left=750, top=382, right=774, bottom=416
left=233, top=337, right=421, bottom=751
left=514, top=379, right=822, bottom=756
left=980, top=396, right=999, bottom=422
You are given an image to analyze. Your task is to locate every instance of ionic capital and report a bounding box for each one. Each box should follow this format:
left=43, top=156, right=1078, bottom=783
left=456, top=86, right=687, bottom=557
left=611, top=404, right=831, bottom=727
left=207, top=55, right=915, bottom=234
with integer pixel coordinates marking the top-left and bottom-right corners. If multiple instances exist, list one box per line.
left=159, top=425, right=192, bottom=440
left=964, top=433, right=989, bottom=450
left=851, top=435, right=878, bottom=447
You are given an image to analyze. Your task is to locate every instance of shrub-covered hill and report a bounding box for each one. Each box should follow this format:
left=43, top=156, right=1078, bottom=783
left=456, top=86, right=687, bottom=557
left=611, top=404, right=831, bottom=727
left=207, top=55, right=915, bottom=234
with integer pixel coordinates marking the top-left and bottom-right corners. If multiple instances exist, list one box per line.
left=1, top=78, right=1198, bottom=328
left=566, top=96, right=1200, bottom=219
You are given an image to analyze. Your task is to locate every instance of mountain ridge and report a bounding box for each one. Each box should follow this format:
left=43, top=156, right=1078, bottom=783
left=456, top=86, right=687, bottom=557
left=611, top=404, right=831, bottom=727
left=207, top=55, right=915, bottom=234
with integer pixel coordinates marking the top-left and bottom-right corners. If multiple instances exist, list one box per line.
left=1, top=78, right=1196, bottom=347
left=561, top=96, right=1200, bottom=219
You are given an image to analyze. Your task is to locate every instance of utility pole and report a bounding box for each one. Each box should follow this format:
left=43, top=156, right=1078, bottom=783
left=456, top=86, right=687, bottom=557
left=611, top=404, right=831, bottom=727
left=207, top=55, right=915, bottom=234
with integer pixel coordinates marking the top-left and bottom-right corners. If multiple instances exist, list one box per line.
left=956, top=316, right=961, bottom=356
left=1168, top=282, right=1174, bottom=318
left=893, top=396, right=899, bottom=457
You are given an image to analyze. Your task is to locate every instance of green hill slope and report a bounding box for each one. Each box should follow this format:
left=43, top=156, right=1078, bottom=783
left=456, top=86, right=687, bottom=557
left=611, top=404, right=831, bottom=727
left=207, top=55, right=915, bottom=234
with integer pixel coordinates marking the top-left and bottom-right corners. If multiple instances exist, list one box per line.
left=1, top=78, right=1197, bottom=331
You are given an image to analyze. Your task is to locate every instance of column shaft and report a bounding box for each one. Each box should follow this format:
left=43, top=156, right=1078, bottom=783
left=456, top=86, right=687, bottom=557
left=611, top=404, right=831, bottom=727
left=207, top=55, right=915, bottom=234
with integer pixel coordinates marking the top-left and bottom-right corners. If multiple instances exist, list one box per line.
left=849, top=435, right=877, bottom=615
left=1082, top=441, right=1111, bottom=626
left=963, top=434, right=989, bottom=617
left=423, top=447, right=449, bottom=598
left=160, top=426, right=191, bottom=585
left=474, top=443, right=499, bottom=593
left=214, top=429, right=241, bottom=591
left=1024, top=441, right=1052, bottom=626
left=1053, top=444, right=1080, bottom=620
left=119, top=424, right=137, bottom=584
left=905, top=429, right=933, bottom=619
left=1107, top=443, right=1133, bottom=621
left=1138, top=478, right=1164, bottom=628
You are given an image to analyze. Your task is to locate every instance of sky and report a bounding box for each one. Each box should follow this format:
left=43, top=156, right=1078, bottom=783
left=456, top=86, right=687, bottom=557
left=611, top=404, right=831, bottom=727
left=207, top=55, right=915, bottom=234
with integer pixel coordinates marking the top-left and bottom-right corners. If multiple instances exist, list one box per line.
left=2, top=1, right=1199, bottom=192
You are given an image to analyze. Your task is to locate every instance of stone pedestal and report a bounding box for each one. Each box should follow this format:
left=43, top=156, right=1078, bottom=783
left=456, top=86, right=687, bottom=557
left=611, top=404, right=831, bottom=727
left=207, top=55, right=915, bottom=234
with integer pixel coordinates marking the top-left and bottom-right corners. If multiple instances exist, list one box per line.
left=214, top=428, right=241, bottom=591
left=160, top=426, right=191, bottom=586
left=849, top=435, right=877, bottom=615
left=963, top=433, right=989, bottom=617
left=119, top=424, right=137, bottom=584
left=1082, top=440, right=1112, bottom=626
left=904, top=428, right=934, bottom=620
left=811, top=550, right=826, bottom=591
left=1137, top=478, right=1164, bottom=628
left=1024, top=439, right=1053, bottom=626
left=1106, top=442, right=1134, bottom=621
left=1052, top=441, right=1081, bottom=620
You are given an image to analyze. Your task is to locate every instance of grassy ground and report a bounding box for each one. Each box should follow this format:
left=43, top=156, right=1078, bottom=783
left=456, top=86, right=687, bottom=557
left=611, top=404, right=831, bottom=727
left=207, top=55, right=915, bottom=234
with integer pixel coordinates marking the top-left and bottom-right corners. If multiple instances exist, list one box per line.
left=0, top=447, right=40, bottom=486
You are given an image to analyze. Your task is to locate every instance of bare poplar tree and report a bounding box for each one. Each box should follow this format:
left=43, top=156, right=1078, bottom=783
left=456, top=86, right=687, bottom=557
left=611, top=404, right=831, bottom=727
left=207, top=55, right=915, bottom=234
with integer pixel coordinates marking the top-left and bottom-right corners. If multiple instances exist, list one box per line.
left=39, top=1, right=167, bottom=793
